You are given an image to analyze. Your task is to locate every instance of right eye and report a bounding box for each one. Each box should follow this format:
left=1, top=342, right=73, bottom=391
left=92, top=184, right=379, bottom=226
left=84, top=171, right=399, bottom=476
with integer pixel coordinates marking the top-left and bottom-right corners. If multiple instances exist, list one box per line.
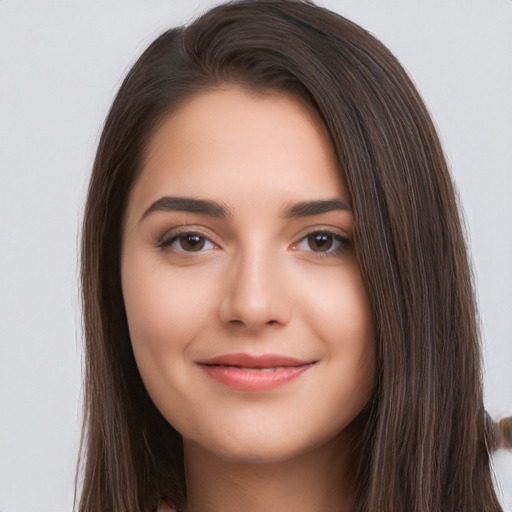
left=159, top=232, right=216, bottom=252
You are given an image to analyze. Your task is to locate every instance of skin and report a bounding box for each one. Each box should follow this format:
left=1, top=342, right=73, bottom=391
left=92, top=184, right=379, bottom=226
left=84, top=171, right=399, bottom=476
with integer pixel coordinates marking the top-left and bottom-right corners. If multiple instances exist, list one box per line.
left=121, top=87, right=375, bottom=512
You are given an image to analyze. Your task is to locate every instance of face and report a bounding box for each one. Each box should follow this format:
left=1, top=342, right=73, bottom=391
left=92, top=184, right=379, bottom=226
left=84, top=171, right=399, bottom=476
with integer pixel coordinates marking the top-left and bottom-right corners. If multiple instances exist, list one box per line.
left=121, top=87, right=375, bottom=464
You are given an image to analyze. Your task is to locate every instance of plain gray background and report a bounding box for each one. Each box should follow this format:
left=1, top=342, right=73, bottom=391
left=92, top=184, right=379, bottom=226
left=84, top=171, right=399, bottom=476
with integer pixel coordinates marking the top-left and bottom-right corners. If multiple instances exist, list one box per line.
left=0, top=1, right=511, bottom=511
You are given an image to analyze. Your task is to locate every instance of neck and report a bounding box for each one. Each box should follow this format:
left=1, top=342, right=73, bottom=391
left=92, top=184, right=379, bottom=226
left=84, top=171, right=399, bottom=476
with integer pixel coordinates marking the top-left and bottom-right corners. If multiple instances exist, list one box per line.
left=182, top=436, right=353, bottom=512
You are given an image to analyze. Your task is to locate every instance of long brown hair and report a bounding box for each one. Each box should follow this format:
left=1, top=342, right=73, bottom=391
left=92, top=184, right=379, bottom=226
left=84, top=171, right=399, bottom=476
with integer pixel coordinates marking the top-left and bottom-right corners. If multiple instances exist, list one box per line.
left=78, top=1, right=503, bottom=510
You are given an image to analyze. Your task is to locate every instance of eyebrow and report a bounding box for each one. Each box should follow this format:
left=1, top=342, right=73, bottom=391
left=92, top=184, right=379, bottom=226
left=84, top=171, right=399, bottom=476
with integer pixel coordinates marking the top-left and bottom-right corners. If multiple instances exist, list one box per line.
left=140, top=196, right=351, bottom=222
left=282, top=198, right=351, bottom=218
left=141, top=196, right=231, bottom=221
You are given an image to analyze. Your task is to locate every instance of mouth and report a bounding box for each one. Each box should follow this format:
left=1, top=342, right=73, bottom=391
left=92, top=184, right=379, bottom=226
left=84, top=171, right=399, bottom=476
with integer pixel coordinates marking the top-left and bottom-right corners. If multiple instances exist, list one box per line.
left=197, top=353, right=316, bottom=391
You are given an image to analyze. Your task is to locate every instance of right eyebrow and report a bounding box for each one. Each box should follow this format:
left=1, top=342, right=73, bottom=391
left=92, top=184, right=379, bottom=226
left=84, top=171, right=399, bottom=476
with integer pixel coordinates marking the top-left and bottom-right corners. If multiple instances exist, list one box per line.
left=140, top=196, right=232, bottom=222
left=282, top=198, right=352, bottom=218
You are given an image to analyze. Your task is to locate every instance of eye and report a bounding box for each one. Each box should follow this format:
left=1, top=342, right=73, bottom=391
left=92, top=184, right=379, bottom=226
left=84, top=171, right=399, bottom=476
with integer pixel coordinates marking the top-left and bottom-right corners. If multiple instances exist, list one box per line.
left=295, top=230, right=350, bottom=256
left=159, top=231, right=216, bottom=252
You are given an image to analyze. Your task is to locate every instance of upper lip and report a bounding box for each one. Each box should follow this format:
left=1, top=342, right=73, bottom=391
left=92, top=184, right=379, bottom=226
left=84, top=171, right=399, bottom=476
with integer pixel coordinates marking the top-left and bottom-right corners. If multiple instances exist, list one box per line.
left=197, top=353, right=315, bottom=369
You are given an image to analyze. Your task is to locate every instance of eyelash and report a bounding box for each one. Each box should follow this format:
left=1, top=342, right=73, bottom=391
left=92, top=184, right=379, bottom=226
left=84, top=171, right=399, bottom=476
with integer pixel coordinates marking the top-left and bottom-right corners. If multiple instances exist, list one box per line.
left=293, top=231, right=351, bottom=258
left=157, top=228, right=351, bottom=258
left=157, top=229, right=217, bottom=253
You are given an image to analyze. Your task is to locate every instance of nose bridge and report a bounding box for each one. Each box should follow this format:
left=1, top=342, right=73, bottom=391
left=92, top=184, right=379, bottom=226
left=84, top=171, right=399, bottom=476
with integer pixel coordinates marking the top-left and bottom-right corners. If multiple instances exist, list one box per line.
left=219, top=239, right=290, bottom=329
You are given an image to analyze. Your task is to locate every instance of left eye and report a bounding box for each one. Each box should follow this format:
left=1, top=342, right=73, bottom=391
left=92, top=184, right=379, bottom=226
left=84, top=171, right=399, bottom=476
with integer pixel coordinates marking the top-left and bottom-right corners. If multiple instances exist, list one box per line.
left=162, top=233, right=215, bottom=252
left=295, top=231, right=349, bottom=254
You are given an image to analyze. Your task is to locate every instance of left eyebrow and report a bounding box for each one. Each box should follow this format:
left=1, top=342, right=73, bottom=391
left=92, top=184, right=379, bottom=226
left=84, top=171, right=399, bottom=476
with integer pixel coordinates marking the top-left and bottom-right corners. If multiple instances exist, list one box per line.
left=282, top=198, right=352, bottom=218
left=140, top=196, right=232, bottom=222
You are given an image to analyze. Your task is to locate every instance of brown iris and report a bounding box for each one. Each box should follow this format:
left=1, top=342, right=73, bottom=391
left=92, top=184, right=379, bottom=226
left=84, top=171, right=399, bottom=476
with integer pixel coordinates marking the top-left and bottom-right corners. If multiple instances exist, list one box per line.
left=179, top=234, right=206, bottom=251
left=307, top=233, right=334, bottom=252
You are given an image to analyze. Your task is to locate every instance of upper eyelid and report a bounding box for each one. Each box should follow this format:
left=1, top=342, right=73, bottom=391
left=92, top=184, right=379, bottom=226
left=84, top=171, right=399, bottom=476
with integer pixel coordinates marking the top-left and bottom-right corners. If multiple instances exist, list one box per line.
left=293, top=225, right=352, bottom=241
left=157, top=226, right=219, bottom=247
left=293, top=230, right=351, bottom=247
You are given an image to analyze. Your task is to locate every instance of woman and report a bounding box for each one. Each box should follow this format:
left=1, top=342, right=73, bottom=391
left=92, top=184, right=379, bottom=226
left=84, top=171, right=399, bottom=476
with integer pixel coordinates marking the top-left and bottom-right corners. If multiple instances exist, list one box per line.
left=78, top=1, right=509, bottom=510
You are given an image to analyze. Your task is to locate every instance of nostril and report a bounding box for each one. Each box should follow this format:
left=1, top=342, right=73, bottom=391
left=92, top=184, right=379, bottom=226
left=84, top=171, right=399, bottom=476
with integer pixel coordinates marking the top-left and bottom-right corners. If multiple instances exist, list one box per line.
left=229, top=319, right=246, bottom=327
left=218, top=273, right=292, bottom=329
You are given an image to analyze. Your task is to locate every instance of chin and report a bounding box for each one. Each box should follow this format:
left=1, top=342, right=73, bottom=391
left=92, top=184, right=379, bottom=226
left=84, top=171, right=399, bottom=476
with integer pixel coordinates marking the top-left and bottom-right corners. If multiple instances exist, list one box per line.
left=189, top=438, right=313, bottom=465
left=183, top=415, right=347, bottom=466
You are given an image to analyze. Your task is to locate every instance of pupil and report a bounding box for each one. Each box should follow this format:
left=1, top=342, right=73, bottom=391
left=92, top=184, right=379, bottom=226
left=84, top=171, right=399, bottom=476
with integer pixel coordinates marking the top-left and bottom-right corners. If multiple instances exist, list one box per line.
left=181, top=235, right=204, bottom=251
left=309, top=233, right=332, bottom=252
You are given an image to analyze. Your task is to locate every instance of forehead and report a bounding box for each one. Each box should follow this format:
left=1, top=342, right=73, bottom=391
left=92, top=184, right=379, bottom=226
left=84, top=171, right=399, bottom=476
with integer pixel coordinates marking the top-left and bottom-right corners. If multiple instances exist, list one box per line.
left=130, top=86, right=346, bottom=215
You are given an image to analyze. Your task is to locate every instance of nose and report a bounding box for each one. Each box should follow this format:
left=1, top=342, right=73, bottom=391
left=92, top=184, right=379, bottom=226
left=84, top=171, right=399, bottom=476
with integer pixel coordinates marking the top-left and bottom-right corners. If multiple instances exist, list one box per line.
left=218, top=248, right=292, bottom=331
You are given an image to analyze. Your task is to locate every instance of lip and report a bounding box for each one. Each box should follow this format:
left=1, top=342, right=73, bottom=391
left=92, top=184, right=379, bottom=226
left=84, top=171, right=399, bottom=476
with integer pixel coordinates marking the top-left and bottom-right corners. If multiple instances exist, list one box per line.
left=197, top=353, right=316, bottom=391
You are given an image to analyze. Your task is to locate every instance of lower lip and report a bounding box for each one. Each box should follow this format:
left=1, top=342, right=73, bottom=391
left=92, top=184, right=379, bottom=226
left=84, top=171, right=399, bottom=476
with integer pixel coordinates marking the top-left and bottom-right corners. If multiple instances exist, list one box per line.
left=198, top=363, right=314, bottom=391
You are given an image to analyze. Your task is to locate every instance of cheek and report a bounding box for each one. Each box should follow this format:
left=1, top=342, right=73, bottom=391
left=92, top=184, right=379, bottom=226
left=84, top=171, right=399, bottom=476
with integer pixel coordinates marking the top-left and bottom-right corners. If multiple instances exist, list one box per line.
left=121, top=254, right=206, bottom=371
left=120, top=254, right=216, bottom=427
left=302, top=263, right=374, bottom=344
left=301, top=263, right=375, bottom=392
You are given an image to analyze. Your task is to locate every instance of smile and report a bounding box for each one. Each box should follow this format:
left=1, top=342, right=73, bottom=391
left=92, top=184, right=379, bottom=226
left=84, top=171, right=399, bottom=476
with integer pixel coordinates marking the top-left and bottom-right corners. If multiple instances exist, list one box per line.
left=197, top=353, right=316, bottom=391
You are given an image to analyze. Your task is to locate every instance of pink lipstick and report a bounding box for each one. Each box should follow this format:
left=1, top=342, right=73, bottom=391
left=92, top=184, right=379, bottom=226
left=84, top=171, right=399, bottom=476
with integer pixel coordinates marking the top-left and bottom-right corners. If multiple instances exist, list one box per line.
left=197, top=353, right=315, bottom=391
